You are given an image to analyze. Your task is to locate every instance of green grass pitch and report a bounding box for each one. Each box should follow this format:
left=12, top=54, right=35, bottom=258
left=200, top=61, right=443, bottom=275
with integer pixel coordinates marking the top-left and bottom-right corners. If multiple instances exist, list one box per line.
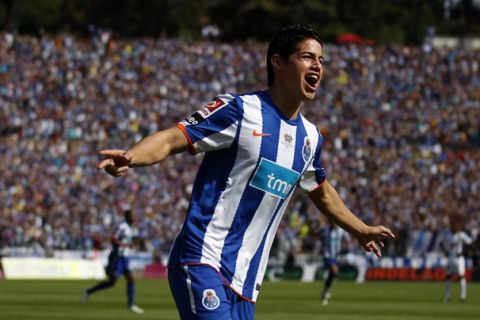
left=0, top=279, right=479, bottom=319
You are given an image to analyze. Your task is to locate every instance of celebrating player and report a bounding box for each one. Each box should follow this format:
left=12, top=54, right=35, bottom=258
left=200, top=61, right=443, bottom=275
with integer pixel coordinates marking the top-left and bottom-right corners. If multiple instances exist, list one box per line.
left=82, top=209, right=144, bottom=314
left=97, top=24, right=395, bottom=319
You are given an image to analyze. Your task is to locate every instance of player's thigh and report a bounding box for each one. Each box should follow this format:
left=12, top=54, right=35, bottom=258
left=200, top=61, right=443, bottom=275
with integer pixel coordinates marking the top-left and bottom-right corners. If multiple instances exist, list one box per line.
left=119, top=257, right=132, bottom=273
left=106, top=257, right=120, bottom=278
left=230, top=293, right=255, bottom=320
left=110, top=257, right=127, bottom=278
left=168, top=264, right=232, bottom=320
left=446, top=259, right=459, bottom=276
left=457, top=257, right=466, bottom=277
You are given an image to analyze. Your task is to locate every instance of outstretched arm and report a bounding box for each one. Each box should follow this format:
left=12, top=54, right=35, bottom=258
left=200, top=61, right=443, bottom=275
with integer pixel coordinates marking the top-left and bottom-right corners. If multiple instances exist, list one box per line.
left=308, top=180, right=395, bottom=257
left=97, top=126, right=189, bottom=177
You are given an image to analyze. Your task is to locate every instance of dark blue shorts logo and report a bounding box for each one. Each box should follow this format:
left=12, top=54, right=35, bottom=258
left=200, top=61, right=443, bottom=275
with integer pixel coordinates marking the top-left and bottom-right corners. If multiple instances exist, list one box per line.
left=202, top=289, right=220, bottom=310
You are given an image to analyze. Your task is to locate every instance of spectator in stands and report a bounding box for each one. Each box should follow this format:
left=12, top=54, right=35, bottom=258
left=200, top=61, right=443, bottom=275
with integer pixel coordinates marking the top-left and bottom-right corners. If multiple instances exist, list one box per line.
left=0, top=30, right=478, bottom=267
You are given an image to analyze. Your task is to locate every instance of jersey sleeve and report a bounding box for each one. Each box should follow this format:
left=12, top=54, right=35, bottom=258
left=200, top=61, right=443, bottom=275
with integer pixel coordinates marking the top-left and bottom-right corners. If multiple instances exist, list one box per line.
left=114, top=223, right=126, bottom=241
left=461, top=232, right=474, bottom=245
left=176, top=94, right=241, bottom=154
left=298, top=132, right=327, bottom=193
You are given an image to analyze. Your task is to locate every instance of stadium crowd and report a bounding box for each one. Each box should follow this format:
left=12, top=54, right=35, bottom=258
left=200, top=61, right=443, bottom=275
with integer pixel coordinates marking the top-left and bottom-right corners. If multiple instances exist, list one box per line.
left=0, top=31, right=479, bottom=262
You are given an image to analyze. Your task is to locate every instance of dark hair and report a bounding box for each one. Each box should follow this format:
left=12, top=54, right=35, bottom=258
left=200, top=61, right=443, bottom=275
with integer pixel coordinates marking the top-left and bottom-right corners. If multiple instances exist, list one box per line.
left=266, top=24, right=323, bottom=86
left=124, top=209, right=133, bottom=220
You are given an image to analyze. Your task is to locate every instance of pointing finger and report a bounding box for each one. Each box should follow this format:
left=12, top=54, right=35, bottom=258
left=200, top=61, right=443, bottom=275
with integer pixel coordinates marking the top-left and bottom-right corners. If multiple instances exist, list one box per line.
left=97, top=158, right=115, bottom=170
left=99, top=149, right=128, bottom=157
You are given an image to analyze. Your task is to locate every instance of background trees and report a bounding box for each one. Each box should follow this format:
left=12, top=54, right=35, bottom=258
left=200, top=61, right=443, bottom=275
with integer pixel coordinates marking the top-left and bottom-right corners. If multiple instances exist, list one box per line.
left=1, top=0, right=479, bottom=44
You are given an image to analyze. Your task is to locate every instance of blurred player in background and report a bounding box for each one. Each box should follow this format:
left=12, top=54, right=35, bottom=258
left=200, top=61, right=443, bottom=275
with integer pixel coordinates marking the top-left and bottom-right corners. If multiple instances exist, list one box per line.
left=442, top=217, right=474, bottom=303
left=96, top=24, right=394, bottom=319
left=83, top=209, right=144, bottom=314
left=320, top=220, right=347, bottom=306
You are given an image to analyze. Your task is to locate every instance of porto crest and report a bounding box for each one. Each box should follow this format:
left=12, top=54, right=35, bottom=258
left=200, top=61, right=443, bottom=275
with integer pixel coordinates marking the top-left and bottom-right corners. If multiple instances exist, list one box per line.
left=302, top=137, right=312, bottom=162
left=202, top=289, right=220, bottom=310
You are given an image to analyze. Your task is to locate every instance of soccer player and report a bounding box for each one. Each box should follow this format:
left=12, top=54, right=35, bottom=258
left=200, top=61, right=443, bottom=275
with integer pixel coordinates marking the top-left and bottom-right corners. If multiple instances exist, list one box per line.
left=83, top=209, right=144, bottom=314
left=442, top=217, right=473, bottom=303
left=320, top=220, right=347, bottom=306
left=97, top=24, right=395, bottom=319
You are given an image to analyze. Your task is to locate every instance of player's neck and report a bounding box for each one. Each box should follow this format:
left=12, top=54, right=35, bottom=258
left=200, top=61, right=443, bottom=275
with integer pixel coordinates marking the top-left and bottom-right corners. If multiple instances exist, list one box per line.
left=266, top=86, right=302, bottom=120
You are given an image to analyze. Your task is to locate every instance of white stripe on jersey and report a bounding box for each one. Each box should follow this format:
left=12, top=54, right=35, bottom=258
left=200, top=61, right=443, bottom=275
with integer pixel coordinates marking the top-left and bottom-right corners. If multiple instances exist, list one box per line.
left=195, top=122, right=238, bottom=152
left=199, top=94, right=263, bottom=269
left=115, top=222, right=135, bottom=257
left=298, top=115, right=321, bottom=192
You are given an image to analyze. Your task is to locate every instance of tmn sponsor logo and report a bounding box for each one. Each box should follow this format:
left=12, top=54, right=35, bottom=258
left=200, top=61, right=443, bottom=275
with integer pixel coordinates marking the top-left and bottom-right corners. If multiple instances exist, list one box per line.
left=250, top=158, right=300, bottom=199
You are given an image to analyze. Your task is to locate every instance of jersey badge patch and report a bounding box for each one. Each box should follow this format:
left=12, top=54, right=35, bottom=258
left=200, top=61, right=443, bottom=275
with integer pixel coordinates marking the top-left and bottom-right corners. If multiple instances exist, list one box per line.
left=202, top=289, right=220, bottom=310
left=302, top=137, right=312, bottom=162
left=184, top=98, right=227, bottom=126
left=200, top=98, right=227, bottom=117
left=282, top=134, right=293, bottom=148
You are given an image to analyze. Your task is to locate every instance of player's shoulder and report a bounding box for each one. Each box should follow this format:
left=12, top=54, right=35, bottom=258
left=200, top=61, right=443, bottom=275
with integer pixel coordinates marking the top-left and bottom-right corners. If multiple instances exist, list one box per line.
left=299, top=114, right=319, bottom=133
left=117, top=221, right=131, bottom=231
left=206, top=92, right=246, bottom=114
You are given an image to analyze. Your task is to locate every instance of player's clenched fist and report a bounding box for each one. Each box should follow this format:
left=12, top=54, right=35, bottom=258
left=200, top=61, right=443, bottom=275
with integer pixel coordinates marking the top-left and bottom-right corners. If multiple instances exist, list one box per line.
left=97, top=149, right=133, bottom=177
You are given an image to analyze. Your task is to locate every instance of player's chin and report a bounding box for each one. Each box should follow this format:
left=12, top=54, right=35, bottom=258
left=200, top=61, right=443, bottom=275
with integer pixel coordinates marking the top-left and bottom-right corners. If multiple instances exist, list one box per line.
left=302, top=91, right=316, bottom=100
left=302, top=85, right=317, bottom=100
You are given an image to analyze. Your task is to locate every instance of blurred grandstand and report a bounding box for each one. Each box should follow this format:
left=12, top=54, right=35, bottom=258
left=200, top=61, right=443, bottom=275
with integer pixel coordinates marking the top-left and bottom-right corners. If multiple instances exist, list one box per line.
left=0, top=15, right=479, bottom=280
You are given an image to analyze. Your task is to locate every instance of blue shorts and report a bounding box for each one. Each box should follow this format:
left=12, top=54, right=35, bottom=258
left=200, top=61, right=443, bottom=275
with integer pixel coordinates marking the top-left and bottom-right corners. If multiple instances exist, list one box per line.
left=168, top=264, right=255, bottom=320
left=106, top=255, right=131, bottom=278
left=324, top=257, right=338, bottom=269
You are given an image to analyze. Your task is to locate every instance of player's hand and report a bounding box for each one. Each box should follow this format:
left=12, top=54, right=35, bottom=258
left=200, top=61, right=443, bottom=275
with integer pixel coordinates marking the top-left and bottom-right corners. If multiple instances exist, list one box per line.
left=356, top=225, right=395, bottom=257
left=97, top=149, right=133, bottom=177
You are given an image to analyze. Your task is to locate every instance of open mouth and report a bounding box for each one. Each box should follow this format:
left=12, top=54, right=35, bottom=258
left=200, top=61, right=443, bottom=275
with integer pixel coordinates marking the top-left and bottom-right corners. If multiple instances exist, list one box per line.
left=305, top=74, right=319, bottom=91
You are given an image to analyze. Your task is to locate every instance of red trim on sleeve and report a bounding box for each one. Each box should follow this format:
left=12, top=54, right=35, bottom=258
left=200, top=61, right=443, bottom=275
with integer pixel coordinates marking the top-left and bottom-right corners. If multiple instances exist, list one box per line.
left=307, top=178, right=327, bottom=194
left=176, top=123, right=197, bottom=155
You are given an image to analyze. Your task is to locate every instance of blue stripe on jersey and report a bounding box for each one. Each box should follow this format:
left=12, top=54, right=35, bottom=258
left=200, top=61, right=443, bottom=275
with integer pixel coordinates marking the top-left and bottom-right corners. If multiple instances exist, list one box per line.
left=219, top=97, right=281, bottom=282
left=168, top=98, right=245, bottom=265
left=241, top=200, right=282, bottom=297
left=313, top=134, right=326, bottom=184
left=293, top=121, right=310, bottom=173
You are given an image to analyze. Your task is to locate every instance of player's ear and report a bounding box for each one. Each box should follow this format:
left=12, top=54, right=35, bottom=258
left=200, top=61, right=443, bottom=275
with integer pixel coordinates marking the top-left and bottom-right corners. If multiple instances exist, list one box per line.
left=270, top=54, right=283, bottom=70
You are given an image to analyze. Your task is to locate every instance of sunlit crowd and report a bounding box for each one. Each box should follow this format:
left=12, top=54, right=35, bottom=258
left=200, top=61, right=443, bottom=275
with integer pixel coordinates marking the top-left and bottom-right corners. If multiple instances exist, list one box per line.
left=0, top=31, right=478, bottom=260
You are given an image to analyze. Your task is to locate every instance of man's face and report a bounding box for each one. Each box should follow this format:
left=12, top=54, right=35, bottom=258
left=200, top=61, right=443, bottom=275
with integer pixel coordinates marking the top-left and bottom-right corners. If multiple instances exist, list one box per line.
left=126, top=212, right=136, bottom=225
left=274, top=39, right=324, bottom=101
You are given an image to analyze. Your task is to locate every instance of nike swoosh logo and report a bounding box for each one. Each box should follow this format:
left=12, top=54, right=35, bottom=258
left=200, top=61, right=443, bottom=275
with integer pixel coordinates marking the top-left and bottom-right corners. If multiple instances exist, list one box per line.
left=252, top=130, right=271, bottom=137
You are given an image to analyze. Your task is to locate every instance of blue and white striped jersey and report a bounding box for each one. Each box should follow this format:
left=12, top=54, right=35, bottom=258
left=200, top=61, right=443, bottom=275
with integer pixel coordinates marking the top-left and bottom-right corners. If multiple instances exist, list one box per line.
left=322, top=226, right=346, bottom=260
left=113, top=222, right=136, bottom=257
left=170, top=91, right=326, bottom=301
